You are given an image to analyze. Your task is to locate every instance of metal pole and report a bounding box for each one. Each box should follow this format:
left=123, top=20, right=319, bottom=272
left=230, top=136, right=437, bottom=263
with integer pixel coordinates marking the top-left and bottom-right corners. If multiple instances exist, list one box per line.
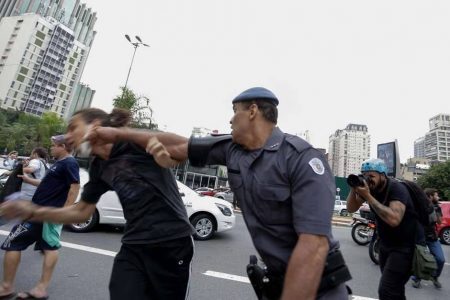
left=124, top=44, right=138, bottom=91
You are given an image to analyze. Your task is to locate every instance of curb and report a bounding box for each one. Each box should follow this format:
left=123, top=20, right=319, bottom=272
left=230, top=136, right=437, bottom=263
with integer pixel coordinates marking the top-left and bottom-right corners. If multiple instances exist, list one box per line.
left=234, top=209, right=352, bottom=227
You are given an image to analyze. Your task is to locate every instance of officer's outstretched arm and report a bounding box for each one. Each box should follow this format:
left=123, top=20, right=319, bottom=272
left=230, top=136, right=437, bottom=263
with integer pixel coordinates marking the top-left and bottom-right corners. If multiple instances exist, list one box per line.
left=282, top=234, right=329, bottom=300
left=87, top=127, right=189, bottom=162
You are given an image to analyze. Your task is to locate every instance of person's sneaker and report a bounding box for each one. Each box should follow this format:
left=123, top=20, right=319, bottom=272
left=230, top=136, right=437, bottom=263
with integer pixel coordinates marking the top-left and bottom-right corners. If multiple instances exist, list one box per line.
left=411, top=278, right=421, bottom=288
left=431, top=277, right=442, bottom=289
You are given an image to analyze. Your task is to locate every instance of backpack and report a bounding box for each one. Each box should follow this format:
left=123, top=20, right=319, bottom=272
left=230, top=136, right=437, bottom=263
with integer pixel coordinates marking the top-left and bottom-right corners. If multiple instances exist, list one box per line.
left=0, top=162, right=24, bottom=203
left=396, top=179, right=431, bottom=227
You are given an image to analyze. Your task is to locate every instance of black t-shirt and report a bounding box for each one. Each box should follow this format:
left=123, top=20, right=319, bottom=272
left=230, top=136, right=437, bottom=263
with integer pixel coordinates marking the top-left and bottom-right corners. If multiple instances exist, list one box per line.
left=80, top=142, right=194, bottom=244
left=370, top=179, right=416, bottom=248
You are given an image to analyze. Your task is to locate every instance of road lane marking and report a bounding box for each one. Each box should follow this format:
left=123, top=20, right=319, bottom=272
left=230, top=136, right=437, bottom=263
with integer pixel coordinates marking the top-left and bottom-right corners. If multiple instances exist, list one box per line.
left=203, top=271, right=250, bottom=283
left=203, top=270, right=378, bottom=299
left=0, top=230, right=117, bottom=257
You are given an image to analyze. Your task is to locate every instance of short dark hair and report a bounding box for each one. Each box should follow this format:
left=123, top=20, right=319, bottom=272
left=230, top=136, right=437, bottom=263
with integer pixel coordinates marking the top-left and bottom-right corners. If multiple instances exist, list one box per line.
left=242, top=100, right=278, bottom=124
left=32, top=147, right=48, bottom=161
left=424, top=188, right=438, bottom=197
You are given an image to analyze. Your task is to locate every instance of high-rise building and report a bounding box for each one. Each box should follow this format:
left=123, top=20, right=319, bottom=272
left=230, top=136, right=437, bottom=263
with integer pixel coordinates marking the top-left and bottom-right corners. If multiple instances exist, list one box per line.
left=328, top=124, right=371, bottom=177
left=424, top=114, right=450, bottom=162
left=0, top=0, right=96, bottom=118
left=414, top=136, right=425, bottom=158
left=66, top=82, right=94, bottom=117
left=0, top=1, right=96, bottom=46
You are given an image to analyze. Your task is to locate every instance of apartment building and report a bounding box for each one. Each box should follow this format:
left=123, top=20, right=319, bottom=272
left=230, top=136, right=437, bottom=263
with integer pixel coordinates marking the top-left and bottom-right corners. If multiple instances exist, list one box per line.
left=328, top=123, right=371, bottom=177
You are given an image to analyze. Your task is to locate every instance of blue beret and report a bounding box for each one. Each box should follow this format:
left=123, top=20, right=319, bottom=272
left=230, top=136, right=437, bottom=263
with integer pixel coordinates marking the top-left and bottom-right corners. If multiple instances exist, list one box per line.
left=232, top=87, right=279, bottom=106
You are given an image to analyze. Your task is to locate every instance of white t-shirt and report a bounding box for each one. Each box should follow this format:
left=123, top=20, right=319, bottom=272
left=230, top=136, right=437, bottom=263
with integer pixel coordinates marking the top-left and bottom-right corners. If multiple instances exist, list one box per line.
left=21, top=159, right=47, bottom=200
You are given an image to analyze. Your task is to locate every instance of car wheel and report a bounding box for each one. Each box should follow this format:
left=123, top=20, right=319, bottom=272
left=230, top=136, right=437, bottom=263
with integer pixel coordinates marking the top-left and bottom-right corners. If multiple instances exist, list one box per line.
left=339, top=209, right=348, bottom=217
left=191, top=213, right=215, bottom=240
left=440, top=227, right=450, bottom=245
left=68, top=210, right=99, bottom=233
left=217, top=196, right=224, bottom=200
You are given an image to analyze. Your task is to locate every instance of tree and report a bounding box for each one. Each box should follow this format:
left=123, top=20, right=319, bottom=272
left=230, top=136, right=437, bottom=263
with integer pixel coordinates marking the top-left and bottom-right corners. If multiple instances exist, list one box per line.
left=113, top=87, right=158, bottom=129
left=417, top=160, right=450, bottom=200
left=0, top=109, right=65, bottom=155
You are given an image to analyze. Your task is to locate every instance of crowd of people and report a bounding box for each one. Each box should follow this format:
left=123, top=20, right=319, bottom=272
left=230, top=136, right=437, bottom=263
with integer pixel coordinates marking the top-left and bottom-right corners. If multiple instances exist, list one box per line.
left=0, top=87, right=446, bottom=300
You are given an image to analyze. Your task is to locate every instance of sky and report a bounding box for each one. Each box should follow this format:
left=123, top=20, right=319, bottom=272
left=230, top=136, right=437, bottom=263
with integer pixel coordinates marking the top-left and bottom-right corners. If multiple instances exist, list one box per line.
left=80, top=0, right=450, bottom=163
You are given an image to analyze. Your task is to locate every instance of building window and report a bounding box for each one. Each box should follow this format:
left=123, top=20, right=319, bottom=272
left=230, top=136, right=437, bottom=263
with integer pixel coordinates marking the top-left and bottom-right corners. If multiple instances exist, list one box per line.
left=36, top=30, right=46, bottom=40
left=35, top=39, right=43, bottom=47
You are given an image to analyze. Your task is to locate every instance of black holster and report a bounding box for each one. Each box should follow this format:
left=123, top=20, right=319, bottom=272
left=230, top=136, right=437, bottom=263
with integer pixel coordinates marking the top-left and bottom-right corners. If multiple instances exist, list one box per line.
left=246, top=250, right=351, bottom=300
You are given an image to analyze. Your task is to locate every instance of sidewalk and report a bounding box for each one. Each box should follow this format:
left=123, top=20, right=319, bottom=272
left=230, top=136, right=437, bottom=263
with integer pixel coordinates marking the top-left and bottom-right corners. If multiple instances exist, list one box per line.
left=233, top=209, right=353, bottom=227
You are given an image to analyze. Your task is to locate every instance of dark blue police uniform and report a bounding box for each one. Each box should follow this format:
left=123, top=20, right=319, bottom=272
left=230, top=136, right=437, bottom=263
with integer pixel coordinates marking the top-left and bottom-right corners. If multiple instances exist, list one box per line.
left=190, top=128, right=348, bottom=299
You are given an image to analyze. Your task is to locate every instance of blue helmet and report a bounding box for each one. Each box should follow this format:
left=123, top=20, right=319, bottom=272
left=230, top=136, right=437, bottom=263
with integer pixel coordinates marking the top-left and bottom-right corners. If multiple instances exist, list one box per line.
left=361, top=158, right=387, bottom=174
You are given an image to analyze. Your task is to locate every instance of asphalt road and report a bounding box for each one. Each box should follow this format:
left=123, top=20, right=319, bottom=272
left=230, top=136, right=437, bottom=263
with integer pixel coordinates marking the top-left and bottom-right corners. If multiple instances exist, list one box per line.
left=0, top=214, right=448, bottom=299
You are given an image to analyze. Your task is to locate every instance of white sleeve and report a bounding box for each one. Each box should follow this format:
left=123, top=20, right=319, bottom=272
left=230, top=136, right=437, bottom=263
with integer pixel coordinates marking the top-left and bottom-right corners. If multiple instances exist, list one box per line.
left=27, top=159, right=41, bottom=172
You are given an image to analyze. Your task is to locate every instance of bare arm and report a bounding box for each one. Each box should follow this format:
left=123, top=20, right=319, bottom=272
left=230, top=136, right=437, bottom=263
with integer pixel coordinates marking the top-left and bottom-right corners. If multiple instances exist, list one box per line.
left=281, top=234, right=329, bottom=300
left=366, top=196, right=405, bottom=227
left=346, top=189, right=365, bottom=213
left=64, top=183, right=80, bottom=207
left=18, top=174, right=41, bottom=187
left=0, top=200, right=96, bottom=224
left=88, top=127, right=189, bottom=162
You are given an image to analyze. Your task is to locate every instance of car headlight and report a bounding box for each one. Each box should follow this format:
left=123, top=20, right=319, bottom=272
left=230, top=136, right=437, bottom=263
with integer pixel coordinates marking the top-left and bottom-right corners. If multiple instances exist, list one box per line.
left=215, top=203, right=232, bottom=216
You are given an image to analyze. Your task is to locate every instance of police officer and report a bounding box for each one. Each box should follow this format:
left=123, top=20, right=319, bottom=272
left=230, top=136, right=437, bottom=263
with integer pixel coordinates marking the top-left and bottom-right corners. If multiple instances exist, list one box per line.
left=55, top=87, right=351, bottom=299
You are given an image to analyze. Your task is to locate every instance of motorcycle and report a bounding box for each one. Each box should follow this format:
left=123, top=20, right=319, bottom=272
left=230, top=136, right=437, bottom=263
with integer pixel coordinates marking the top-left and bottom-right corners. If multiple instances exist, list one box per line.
left=368, top=229, right=380, bottom=265
left=351, top=214, right=376, bottom=246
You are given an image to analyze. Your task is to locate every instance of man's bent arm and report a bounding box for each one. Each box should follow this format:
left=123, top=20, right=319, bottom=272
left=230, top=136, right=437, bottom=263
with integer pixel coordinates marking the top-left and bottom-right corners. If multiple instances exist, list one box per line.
left=281, top=234, right=329, bottom=300
left=64, top=183, right=80, bottom=207
left=95, top=127, right=189, bottom=162
left=346, top=189, right=364, bottom=213
left=365, top=195, right=405, bottom=227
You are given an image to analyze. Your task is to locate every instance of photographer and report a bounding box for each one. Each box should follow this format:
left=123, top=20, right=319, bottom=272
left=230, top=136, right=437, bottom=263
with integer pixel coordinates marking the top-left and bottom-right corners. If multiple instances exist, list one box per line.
left=346, top=159, right=416, bottom=300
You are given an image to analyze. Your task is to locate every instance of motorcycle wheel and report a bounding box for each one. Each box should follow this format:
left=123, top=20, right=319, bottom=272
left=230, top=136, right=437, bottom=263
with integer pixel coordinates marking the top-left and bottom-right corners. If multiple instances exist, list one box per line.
left=351, top=223, right=371, bottom=245
left=369, top=237, right=380, bottom=265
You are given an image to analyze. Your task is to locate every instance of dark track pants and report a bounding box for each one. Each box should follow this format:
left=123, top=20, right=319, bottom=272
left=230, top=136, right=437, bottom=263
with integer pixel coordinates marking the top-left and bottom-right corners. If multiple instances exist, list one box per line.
left=109, top=236, right=194, bottom=300
left=378, top=244, right=414, bottom=300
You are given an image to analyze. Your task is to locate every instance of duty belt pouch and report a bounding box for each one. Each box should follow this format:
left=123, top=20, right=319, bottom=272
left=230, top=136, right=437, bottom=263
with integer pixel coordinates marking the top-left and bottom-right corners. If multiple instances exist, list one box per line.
left=318, top=250, right=352, bottom=294
left=246, top=256, right=283, bottom=300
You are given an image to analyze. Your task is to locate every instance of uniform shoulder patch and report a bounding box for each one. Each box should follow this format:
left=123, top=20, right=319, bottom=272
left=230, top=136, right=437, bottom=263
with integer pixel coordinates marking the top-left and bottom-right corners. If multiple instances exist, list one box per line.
left=285, top=135, right=311, bottom=153
left=309, top=158, right=325, bottom=175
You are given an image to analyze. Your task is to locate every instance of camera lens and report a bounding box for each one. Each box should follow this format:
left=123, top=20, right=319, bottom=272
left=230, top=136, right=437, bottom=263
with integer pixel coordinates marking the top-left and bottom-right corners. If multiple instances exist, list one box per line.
left=347, top=174, right=365, bottom=188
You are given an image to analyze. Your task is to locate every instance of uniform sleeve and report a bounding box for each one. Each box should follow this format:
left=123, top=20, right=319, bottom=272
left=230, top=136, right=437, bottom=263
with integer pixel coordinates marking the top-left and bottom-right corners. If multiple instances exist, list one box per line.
left=289, top=148, right=335, bottom=236
left=188, top=136, right=232, bottom=166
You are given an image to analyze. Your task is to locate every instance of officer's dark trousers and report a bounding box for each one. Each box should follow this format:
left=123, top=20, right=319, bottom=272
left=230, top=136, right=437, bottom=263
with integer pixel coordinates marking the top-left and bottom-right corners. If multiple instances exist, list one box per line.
left=109, top=236, right=194, bottom=300
left=378, top=244, right=414, bottom=300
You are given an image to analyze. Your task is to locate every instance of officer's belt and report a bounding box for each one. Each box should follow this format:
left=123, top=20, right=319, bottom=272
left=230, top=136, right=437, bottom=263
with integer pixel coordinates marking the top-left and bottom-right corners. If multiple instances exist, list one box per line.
left=247, top=249, right=351, bottom=299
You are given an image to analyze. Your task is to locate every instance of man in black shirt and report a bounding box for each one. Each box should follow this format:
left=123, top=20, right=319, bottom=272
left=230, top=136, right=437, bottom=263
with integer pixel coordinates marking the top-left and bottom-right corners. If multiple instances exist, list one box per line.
left=0, top=108, right=194, bottom=300
left=346, top=159, right=416, bottom=300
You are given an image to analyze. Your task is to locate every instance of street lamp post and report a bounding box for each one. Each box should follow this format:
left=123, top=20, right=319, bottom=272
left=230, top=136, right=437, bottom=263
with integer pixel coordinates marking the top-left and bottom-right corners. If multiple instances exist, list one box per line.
left=123, top=34, right=149, bottom=91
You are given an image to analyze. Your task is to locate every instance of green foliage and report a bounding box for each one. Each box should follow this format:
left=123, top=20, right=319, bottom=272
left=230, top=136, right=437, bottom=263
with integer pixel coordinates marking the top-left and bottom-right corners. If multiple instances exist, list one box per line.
left=113, top=87, right=158, bottom=130
left=417, top=160, right=450, bottom=200
left=0, top=109, right=66, bottom=155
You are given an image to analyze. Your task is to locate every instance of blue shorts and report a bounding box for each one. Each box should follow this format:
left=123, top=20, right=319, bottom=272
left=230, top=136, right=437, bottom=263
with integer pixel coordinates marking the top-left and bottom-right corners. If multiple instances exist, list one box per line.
left=1, top=222, right=60, bottom=251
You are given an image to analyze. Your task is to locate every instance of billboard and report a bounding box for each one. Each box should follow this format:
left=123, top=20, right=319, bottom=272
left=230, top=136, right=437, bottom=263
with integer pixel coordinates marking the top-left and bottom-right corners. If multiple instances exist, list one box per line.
left=377, top=140, right=400, bottom=178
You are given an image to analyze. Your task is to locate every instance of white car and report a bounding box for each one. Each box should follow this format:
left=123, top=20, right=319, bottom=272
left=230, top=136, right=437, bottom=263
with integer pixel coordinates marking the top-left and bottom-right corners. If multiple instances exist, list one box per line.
left=69, top=169, right=236, bottom=240
left=334, top=199, right=348, bottom=216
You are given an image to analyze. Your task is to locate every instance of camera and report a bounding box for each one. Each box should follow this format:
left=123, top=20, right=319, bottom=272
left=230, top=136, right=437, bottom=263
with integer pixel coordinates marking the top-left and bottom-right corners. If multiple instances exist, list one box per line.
left=347, top=174, right=366, bottom=188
